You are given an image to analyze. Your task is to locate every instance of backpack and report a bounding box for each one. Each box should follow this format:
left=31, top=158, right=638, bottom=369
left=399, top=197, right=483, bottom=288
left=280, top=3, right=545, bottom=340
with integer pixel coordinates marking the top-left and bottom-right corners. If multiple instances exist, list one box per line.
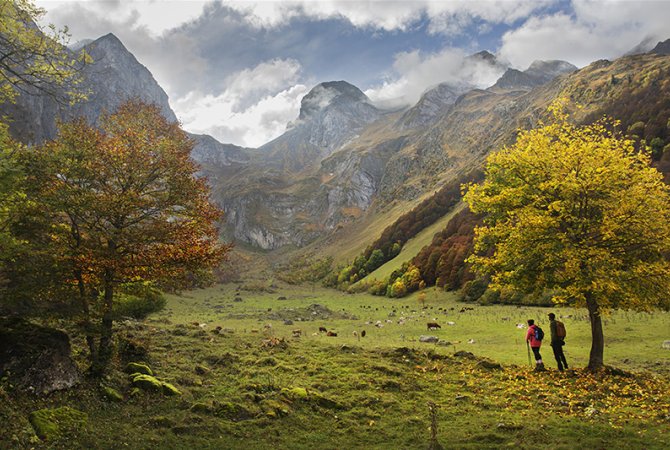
left=534, top=326, right=545, bottom=341
left=556, top=321, right=567, bottom=338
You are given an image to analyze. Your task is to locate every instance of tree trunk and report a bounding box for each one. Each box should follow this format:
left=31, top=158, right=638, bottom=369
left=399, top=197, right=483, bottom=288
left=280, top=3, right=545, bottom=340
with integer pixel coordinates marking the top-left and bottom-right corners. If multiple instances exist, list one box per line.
left=76, top=271, right=97, bottom=362
left=91, top=270, right=115, bottom=375
left=586, top=292, right=605, bottom=371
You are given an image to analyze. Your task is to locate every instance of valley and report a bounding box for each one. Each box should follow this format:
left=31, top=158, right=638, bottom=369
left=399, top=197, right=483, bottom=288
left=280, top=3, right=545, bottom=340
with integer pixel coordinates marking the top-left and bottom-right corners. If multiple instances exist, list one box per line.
left=1, top=279, right=669, bottom=449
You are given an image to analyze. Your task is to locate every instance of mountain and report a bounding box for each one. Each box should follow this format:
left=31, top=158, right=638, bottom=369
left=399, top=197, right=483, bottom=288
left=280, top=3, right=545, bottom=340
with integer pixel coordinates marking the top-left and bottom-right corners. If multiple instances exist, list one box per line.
left=649, top=38, right=670, bottom=55
left=259, top=81, right=382, bottom=173
left=2, top=33, right=177, bottom=144
left=397, top=50, right=508, bottom=129
left=489, top=60, right=577, bottom=92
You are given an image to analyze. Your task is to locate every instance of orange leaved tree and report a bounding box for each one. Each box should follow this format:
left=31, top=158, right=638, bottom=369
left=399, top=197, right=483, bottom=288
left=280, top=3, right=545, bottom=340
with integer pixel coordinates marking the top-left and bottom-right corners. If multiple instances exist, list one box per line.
left=23, top=100, right=228, bottom=373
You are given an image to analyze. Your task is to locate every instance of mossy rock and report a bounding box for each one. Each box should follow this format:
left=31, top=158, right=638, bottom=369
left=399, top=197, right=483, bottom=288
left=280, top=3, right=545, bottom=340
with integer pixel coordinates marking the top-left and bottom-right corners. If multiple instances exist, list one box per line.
left=194, top=364, right=210, bottom=375
left=161, top=382, right=181, bottom=396
left=125, top=362, right=153, bottom=376
left=213, top=402, right=256, bottom=421
left=101, top=386, right=123, bottom=402
left=260, top=399, right=290, bottom=418
left=131, top=374, right=163, bottom=392
left=281, top=387, right=308, bottom=400
left=190, top=403, right=213, bottom=415
left=29, top=406, right=87, bottom=441
left=312, top=393, right=343, bottom=410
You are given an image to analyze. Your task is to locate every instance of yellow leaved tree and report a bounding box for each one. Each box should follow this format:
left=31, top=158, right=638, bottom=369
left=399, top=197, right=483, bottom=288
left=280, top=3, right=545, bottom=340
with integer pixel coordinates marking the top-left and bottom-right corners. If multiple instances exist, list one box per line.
left=464, top=102, right=670, bottom=370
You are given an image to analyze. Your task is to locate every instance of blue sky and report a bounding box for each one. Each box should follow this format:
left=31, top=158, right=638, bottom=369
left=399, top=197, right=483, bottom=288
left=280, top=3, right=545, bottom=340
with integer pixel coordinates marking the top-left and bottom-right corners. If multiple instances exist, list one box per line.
left=36, top=1, right=670, bottom=147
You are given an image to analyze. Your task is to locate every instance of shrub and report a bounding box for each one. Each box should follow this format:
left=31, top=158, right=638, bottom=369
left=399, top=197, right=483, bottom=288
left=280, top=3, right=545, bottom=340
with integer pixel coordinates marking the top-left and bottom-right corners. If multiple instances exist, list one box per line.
left=112, top=283, right=166, bottom=320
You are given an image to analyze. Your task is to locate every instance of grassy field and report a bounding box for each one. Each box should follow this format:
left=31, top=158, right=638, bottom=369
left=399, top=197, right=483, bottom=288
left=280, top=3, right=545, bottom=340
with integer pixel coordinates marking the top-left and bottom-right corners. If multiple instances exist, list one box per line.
left=2, top=281, right=669, bottom=449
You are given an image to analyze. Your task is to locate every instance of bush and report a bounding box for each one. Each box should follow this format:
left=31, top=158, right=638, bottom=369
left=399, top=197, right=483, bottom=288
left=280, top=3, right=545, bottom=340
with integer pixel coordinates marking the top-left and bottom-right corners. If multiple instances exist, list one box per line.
left=112, top=283, right=166, bottom=320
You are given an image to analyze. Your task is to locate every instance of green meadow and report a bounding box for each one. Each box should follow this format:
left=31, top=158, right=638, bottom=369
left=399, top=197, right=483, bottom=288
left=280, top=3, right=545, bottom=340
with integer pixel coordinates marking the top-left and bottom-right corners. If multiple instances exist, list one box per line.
left=2, top=281, right=668, bottom=449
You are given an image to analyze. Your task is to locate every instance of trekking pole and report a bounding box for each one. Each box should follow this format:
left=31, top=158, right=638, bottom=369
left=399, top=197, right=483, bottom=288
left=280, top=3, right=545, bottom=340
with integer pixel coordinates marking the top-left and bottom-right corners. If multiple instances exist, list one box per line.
left=526, top=341, right=532, bottom=367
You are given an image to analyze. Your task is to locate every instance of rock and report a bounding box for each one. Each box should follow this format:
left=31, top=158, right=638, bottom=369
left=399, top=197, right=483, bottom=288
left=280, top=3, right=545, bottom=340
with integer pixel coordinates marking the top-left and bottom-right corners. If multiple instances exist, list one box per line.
left=281, top=387, right=309, bottom=400
left=436, top=340, right=452, bottom=347
left=161, top=382, right=181, bottom=396
left=661, top=340, right=670, bottom=349
left=283, top=319, right=294, bottom=325
left=125, top=362, right=153, bottom=376
left=194, top=365, right=210, bottom=375
left=476, top=360, right=503, bottom=371
left=130, top=374, right=163, bottom=392
left=277, top=296, right=287, bottom=300
left=213, top=402, right=255, bottom=421
left=419, top=335, right=439, bottom=343
left=0, top=317, right=80, bottom=395
left=101, top=386, right=124, bottom=402
left=29, top=406, right=87, bottom=441
left=453, top=351, right=476, bottom=359
left=190, top=403, right=213, bottom=414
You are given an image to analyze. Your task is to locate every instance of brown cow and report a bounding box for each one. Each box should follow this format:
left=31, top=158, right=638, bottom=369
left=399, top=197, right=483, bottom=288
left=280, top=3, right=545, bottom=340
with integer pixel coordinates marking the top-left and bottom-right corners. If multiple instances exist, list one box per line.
left=319, top=326, right=328, bottom=333
left=326, top=331, right=338, bottom=337
left=427, top=322, right=441, bottom=330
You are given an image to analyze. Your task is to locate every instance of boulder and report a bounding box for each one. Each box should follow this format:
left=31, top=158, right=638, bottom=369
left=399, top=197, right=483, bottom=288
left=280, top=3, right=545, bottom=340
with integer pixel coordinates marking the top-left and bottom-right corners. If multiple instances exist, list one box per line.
left=29, top=406, right=87, bottom=441
left=419, top=335, right=439, bottom=343
left=0, top=317, right=80, bottom=395
left=661, top=340, right=670, bottom=349
left=125, top=362, right=153, bottom=376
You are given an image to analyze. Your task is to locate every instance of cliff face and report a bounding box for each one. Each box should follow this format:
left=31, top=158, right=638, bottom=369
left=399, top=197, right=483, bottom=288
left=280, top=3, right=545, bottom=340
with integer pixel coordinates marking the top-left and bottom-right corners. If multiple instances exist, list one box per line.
left=2, top=33, right=177, bottom=144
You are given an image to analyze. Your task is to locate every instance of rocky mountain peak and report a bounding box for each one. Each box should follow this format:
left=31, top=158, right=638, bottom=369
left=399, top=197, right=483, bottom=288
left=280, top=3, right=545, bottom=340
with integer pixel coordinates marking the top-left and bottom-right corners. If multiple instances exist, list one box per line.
left=489, top=59, right=576, bottom=92
left=649, top=38, right=670, bottom=55
left=298, top=80, right=371, bottom=120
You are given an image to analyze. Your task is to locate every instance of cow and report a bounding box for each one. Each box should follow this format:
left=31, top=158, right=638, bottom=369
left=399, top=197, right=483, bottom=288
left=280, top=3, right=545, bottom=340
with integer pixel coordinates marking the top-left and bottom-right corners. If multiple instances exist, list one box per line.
left=319, top=326, right=327, bottom=333
left=427, top=322, right=441, bottom=330
left=292, top=329, right=302, bottom=338
left=326, top=331, right=338, bottom=337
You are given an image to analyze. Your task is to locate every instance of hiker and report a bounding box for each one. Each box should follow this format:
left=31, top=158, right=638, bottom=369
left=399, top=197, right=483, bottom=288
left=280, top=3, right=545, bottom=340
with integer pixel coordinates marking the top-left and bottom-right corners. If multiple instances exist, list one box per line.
left=525, top=319, right=546, bottom=371
left=548, top=313, right=569, bottom=371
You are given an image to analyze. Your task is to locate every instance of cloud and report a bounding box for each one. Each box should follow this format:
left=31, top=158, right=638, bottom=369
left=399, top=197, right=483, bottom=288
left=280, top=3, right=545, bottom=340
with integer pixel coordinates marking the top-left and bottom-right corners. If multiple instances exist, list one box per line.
left=173, top=60, right=309, bottom=148
left=365, top=47, right=506, bottom=108
left=36, top=0, right=209, bottom=37
left=219, top=1, right=555, bottom=34
left=499, top=1, right=670, bottom=69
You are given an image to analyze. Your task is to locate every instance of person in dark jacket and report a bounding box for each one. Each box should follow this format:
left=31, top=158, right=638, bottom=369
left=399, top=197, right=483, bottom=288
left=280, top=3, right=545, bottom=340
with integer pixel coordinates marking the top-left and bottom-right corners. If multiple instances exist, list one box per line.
left=548, top=313, right=568, bottom=371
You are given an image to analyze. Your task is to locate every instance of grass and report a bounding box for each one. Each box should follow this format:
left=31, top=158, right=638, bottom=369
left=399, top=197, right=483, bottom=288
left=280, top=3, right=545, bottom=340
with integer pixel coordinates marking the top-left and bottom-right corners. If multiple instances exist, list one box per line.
left=360, top=203, right=465, bottom=283
left=1, top=281, right=669, bottom=449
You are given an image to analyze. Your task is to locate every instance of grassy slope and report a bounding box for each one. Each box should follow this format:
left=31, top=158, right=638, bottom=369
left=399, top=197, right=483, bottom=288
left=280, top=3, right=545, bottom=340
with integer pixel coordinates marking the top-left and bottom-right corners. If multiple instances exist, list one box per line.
left=3, top=282, right=668, bottom=449
left=360, top=203, right=466, bottom=283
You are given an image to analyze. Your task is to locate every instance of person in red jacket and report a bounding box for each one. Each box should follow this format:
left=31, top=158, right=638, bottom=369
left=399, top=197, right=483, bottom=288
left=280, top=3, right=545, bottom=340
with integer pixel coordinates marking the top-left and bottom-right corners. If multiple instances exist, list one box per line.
left=526, top=319, right=546, bottom=371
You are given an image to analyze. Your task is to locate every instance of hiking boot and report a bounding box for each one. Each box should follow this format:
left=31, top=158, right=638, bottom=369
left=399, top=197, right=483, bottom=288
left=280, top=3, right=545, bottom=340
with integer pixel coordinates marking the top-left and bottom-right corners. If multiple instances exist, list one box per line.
left=534, top=363, right=547, bottom=372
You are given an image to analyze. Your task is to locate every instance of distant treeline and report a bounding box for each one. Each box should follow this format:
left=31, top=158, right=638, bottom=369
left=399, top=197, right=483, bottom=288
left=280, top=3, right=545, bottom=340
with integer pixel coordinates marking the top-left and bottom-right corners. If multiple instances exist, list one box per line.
left=324, top=169, right=483, bottom=289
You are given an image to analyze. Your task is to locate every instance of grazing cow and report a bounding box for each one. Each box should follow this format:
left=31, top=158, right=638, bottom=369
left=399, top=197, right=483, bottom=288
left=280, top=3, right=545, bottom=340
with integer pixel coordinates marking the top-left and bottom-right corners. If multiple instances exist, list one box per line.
left=326, top=331, right=338, bottom=337
left=319, top=326, right=327, bottom=333
left=427, top=322, right=441, bottom=330
left=361, top=330, right=366, bottom=338
left=292, top=329, right=302, bottom=338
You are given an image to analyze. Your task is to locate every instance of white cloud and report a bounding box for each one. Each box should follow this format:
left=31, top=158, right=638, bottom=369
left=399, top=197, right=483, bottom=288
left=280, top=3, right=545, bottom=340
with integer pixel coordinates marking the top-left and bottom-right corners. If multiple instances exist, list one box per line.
left=219, top=1, right=555, bottom=34
left=173, top=59, right=309, bottom=147
left=36, top=0, right=209, bottom=38
left=499, top=1, right=670, bottom=69
left=365, top=47, right=506, bottom=108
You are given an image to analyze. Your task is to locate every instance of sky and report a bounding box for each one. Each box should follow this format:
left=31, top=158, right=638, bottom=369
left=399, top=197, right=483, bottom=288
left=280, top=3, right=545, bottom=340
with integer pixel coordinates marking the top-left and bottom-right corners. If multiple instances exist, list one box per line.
left=34, top=0, right=670, bottom=148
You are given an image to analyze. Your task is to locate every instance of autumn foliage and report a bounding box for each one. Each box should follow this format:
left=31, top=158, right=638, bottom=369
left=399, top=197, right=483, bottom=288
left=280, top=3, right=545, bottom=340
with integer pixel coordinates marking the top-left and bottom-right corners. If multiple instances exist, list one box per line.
left=14, top=100, right=229, bottom=371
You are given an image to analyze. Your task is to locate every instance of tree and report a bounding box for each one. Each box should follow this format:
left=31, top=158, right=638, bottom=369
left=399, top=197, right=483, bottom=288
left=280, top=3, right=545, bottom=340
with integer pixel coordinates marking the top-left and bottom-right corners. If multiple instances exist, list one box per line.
left=20, top=100, right=228, bottom=373
left=0, top=0, right=89, bottom=104
left=464, top=104, right=670, bottom=370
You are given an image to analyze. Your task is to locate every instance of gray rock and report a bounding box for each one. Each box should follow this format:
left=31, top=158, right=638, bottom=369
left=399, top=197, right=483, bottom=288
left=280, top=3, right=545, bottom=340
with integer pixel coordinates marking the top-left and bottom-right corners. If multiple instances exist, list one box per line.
left=0, top=317, right=80, bottom=395
left=436, top=340, right=452, bottom=347
left=661, top=340, right=670, bottom=349
left=419, top=335, right=439, bottom=343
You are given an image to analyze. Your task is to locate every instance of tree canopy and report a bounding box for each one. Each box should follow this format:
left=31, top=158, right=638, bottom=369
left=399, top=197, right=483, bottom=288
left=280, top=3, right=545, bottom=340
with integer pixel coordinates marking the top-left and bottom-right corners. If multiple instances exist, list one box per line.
left=15, top=100, right=228, bottom=371
left=464, top=103, right=670, bottom=370
left=0, top=0, right=89, bottom=104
